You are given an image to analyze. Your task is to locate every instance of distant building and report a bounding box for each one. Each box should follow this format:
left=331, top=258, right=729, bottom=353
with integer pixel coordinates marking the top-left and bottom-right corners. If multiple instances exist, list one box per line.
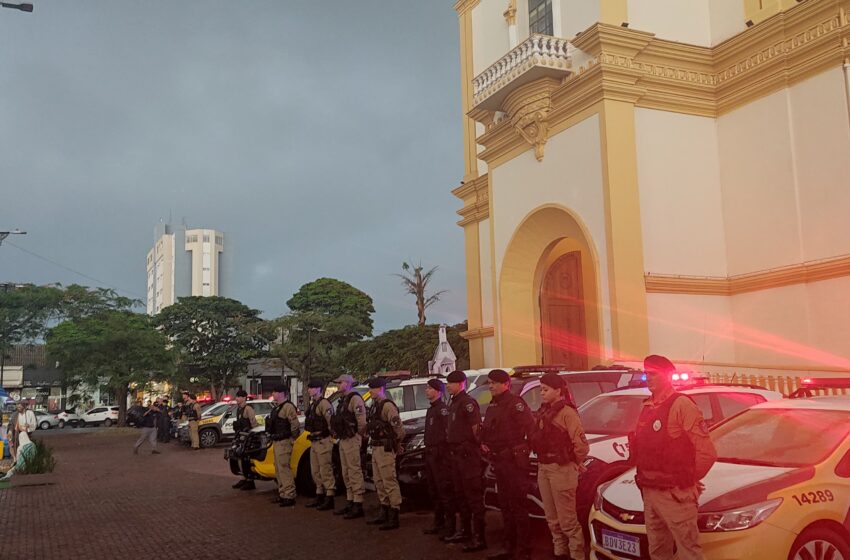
left=429, top=325, right=457, bottom=374
left=146, top=222, right=229, bottom=315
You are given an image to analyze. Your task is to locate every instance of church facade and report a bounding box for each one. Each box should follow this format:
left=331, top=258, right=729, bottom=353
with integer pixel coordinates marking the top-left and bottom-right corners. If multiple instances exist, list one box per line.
left=453, top=0, right=850, bottom=377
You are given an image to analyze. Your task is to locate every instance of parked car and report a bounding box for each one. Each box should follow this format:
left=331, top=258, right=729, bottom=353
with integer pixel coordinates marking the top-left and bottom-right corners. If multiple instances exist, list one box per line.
left=57, top=409, right=81, bottom=428
left=79, top=406, right=119, bottom=427
left=34, top=410, right=61, bottom=430
left=589, top=394, right=850, bottom=559
left=178, top=399, right=274, bottom=448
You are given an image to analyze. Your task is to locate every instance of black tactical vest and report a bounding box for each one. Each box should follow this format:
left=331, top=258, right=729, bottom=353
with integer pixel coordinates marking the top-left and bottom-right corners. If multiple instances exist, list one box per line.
left=633, top=393, right=696, bottom=489
left=233, top=405, right=253, bottom=433
left=367, top=398, right=397, bottom=442
left=531, top=399, right=576, bottom=465
left=482, top=392, right=528, bottom=451
left=330, top=392, right=358, bottom=439
left=266, top=401, right=293, bottom=440
left=305, top=398, right=331, bottom=438
left=185, top=403, right=198, bottom=421
left=424, top=399, right=449, bottom=448
left=446, top=391, right=480, bottom=445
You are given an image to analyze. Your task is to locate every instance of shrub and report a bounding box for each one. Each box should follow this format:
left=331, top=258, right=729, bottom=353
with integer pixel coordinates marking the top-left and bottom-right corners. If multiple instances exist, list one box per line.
left=18, top=439, right=57, bottom=475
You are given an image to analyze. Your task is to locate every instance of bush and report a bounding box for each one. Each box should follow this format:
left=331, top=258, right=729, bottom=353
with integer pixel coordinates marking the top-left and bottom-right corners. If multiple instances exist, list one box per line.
left=18, top=439, right=57, bottom=475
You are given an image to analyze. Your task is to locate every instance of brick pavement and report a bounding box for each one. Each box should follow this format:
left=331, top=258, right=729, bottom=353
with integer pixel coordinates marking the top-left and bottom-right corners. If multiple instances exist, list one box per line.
left=0, top=430, right=556, bottom=560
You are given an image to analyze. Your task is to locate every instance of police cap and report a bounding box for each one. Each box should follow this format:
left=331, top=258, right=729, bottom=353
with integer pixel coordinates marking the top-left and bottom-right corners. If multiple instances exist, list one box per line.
left=446, top=370, right=467, bottom=383
left=644, top=354, right=676, bottom=376
left=307, top=379, right=324, bottom=389
left=367, top=377, right=387, bottom=389
left=272, top=384, right=288, bottom=394
left=540, top=372, right=565, bottom=390
left=427, top=378, right=445, bottom=392
left=487, top=369, right=511, bottom=384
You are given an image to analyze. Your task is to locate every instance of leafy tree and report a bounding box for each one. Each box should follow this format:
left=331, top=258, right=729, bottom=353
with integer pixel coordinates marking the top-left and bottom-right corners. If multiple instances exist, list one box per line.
left=0, top=284, right=63, bottom=370
left=156, top=297, right=273, bottom=401
left=395, top=262, right=447, bottom=327
left=342, top=322, right=470, bottom=376
left=45, top=311, right=173, bottom=425
left=286, top=278, right=374, bottom=340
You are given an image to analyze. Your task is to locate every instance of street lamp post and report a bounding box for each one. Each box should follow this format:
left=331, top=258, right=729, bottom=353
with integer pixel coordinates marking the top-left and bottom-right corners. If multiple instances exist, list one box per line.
left=0, top=3, right=33, bottom=12
left=0, top=230, right=26, bottom=246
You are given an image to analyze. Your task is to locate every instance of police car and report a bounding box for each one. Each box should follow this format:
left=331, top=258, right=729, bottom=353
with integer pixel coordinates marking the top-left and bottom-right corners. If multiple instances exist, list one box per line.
left=179, top=399, right=273, bottom=448
left=589, top=390, right=850, bottom=559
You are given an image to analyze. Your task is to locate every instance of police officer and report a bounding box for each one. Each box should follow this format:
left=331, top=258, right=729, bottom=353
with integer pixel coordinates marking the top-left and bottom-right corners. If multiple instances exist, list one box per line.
left=267, top=384, right=300, bottom=507
left=443, top=370, right=486, bottom=553
left=631, top=355, right=717, bottom=560
left=481, top=369, right=534, bottom=560
left=182, top=391, right=202, bottom=451
left=232, top=389, right=259, bottom=491
left=532, top=372, right=589, bottom=560
left=304, top=379, right=336, bottom=511
left=422, top=377, right=455, bottom=539
left=364, top=377, right=405, bottom=530
left=330, top=374, right=367, bottom=519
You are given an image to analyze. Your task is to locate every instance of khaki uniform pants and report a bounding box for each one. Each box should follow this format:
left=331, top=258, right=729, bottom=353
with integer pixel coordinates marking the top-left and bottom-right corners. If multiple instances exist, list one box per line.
left=310, top=436, right=335, bottom=496
left=643, top=485, right=704, bottom=560
left=339, top=434, right=364, bottom=503
left=188, top=420, right=199, bottom=449
left=538, top=462, right=585, bottom=560
left=273, top=439, right=296, bottom=499
left=372, top=447, right=401, bottom=508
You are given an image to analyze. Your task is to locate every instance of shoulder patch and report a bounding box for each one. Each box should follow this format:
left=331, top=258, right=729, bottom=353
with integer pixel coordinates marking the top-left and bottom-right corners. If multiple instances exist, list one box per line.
left=515, top=402, right=525, bottom=412
left=440, top=408, right=449, bottom=416
left=465, top=403, right=474, bottom=413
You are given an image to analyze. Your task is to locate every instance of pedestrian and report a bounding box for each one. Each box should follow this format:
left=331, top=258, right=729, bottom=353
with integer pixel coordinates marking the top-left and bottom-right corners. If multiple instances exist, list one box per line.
left=422, top=377, right=455, bottom=538
left=365, top=377, right=405, bottom=530
left=231, top=389, right=259, bottom=490
left=443, top=369, right=487, bottom=553
left=15, top=401, right=36, bottom=437
left=7, top=404, right=21, bottom=461
left=182, top=392, right=202, bottom=451
left=267, top=384, right=300, bottom=507
left=329, top=374, right=367, bottom=519
left=157, top=397, right=172, bottom=443
left=531, top=372, right=589, bottom=560
left=304, top=379, right=336, bottom=511
left=481, top=369, right=535, bottom=560
left=631, top=355, right=717, bottom=560
left=133, top=401, right=162, bottom=455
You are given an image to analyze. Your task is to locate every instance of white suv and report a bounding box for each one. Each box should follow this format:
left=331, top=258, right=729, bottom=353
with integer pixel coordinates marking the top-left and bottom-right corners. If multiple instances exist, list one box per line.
left=79, top=406, right=120, bottom=427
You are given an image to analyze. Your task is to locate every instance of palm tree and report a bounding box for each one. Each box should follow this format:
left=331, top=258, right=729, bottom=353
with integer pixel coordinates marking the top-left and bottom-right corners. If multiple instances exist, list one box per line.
left=396, top=262, right=447, bottom=327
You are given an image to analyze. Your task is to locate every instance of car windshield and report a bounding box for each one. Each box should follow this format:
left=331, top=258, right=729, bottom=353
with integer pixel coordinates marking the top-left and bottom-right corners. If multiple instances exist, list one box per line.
left=579, top=394, right=645, bottom=435
left=203, top=403, right=230, bottom=417
left=712, top=408, right=850, bottom=467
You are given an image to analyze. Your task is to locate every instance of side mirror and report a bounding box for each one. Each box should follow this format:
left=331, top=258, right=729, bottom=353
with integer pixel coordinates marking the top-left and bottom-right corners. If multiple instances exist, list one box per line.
left=223, top=411, right=232, bottom=419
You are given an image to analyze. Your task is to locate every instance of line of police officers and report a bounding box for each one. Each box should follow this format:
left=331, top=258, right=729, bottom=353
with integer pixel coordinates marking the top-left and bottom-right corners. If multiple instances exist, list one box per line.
left=224, top=354, right=717, bottom=560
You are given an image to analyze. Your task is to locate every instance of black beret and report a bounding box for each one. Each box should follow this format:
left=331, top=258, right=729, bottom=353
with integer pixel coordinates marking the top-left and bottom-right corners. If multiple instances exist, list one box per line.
left=367, top=377, right=387, bottom=389
left=235, top=389, right=248, bottom=398
left=446, top=370, right=467, bottom=383
left=644, top=355, right=676, bottom=375
left=272, top=384, right=288, bottom=393
left=540, top=372, right=565, bottom=390
left=307, top=379, right=324, bottom=389
left=488, top=369, right=511, bottom=383
left=427, top=378, right=445, bottom=392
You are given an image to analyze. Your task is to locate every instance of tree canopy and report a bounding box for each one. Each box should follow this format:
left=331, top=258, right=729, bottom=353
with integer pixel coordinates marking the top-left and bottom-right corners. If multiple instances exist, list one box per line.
left=395, top=262, right=446, bottom=327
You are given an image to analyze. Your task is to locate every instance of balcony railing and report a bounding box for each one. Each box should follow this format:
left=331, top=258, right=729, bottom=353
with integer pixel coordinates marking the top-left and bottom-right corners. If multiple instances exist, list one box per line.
left=472, top=34, right=577, bottom=110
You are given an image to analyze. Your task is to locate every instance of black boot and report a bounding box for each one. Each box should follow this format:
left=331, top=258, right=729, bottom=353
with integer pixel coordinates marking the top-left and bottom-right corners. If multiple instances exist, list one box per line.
left=379, top=507, right=400, bottom=531
left=367, top=505, right=389, bottom=526
left=462, top=515, right=487, bottom=553
left=423, top=511, right=445, bottom=535
left=240, top=480, right=256, bottom=491
left=439, top=514, right=457, bottom=541
left=316, top=495, right=335, bottom=511
left=343, top=501, right=365, bottom=519
left=231, top=479, right=247, bottom=489
left=305, top=494, right=324, bottom=508
left=334, top=500, right=353, bottom=516
left=444, top=515, right=471, bottom=543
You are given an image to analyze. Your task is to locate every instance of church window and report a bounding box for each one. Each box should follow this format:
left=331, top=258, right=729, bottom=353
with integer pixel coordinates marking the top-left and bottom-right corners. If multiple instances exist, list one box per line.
left=529, top=0, right=553, bottom=35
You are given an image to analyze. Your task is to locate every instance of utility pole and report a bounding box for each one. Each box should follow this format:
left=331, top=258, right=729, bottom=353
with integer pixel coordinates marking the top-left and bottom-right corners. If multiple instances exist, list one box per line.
left=0, top=230, right=26, bottom=246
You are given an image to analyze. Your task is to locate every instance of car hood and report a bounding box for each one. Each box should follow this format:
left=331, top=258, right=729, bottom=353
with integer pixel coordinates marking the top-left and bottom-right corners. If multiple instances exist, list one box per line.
left=604, top=461, right=801, bottom=513
left=586, top=433, right=631, bottom=463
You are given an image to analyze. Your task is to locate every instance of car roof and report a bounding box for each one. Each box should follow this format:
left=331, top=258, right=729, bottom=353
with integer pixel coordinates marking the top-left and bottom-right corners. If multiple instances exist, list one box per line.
left=750, top=395, right=850, bottom=411
left=582, top=385, right=784, bottom=400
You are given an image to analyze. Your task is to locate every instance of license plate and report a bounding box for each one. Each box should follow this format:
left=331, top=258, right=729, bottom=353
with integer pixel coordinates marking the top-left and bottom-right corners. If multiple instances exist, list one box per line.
left=601, top=529, right=640, bottom=556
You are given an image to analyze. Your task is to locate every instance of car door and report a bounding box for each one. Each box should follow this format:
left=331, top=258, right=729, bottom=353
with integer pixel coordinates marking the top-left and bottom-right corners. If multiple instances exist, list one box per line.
left=87, top=407, right=105, bottom=421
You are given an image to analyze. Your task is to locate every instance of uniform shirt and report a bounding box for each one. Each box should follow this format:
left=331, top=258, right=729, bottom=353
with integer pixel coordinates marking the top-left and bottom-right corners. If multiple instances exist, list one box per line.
left=482, top=391, right=534, bottom=450
left=550, top=400, right=590, bottom=464
left=347, top=392, right=367, bottom=435
left=277, top=401, right=301, bottom=439
left=374, top=396, right=405, bottom=441
left=314, top=397, right=333, bottom=428
left=640, top=387, right=717, bottom=480
left=446, top=390, right=481, bottom=445
left=239, top=404, right=259, bottom=429
left=424, top=398, right=449, bottom=448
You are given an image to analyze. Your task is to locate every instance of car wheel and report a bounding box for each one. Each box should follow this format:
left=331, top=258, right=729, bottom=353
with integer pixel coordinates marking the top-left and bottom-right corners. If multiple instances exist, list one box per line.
left=104, top=419, right=113, bottom=428
left=789, top=527, right=850, bottom=560
left=39, top=421, right=51, bottom=430
left=78, top=420, right=86, bottom=428
left=199, top=429, right=219, bottom=448
left=58, top=420, right=65, bottom=429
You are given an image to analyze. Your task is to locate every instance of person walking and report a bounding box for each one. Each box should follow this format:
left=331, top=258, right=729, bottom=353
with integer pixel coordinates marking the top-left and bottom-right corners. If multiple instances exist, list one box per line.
left=232, top=389, right=259, bottom=491
left=365, top=377, right=405, bottom=530
left=304, top=379, right=336, bottom=511
left=182, top=392, right=202, bottom=451
left=133, top=401, right=162, bottom=455
left=532, top=372, right=589, bottom=560
left=422, top=377, right=455, bottom=539
left=631, top=355, right=717, bottom=560
left=330, top=374, right=367, bottom=519
left=443, top=370, right=486, bottom=553
left=481, top=369, right=535, bottom=560
left=267, top=384, right=300, bottom=507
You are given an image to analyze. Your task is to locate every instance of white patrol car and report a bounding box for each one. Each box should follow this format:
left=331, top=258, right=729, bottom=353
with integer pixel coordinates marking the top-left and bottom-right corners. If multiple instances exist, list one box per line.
left=178, top=399, right=274, bottom=448
left=589, top=395, right=850, bottom=560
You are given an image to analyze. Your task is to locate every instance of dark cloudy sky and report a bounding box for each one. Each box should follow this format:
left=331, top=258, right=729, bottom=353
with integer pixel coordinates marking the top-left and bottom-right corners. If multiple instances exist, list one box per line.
left=0, top=1, right=467, bottom=333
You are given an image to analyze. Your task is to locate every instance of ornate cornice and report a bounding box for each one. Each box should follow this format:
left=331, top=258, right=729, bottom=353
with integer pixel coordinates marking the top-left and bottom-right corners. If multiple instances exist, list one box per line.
left=503, top=0, right=517, bottom=25
left=460, top=326, right=495, bottom=340
left=645, top=254, right=850, bottom=296
left=453, top=0, right=480, bottom=15
left=452, top=173, right=490, bottom=226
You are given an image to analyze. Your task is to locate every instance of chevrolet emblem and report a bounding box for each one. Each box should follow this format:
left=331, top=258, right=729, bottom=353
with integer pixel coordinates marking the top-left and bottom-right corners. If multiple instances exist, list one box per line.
left=619, top=512, right=635, bottom=522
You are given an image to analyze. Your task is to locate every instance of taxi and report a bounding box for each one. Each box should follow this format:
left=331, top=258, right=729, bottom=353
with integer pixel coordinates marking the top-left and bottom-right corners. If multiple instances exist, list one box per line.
left=588, top=392, right=850, bottom=560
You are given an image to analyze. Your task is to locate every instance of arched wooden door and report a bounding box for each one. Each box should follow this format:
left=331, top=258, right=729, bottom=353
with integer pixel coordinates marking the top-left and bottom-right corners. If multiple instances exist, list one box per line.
left=539, top=251, right=588, bottom=369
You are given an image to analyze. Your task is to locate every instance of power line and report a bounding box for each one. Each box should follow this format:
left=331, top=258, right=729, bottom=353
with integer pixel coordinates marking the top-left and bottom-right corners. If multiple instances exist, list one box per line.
left=5, top=241, right=146, bottom=300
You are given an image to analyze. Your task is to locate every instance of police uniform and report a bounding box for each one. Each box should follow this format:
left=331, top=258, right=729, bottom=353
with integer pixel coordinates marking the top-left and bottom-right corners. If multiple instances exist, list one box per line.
left=232, top=396, right=260, bottom=490
left=183, top=396, right=203, bottom=450
left=267, top=388, right=301, bottom=506
left=305, top=380, right=336, bottom=510
left=366, top=378, right=405, bottom=530
left=481, top=369, right=535, bottom=560
left=632, top=356, right=717, bottom=560
left=444, top=370, right=486, bottom=552
left=532, top=373, right=589, bottom=560
left=330, top=375, right=367, bottom=519
left=423, top=378, right=455, bottom=538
